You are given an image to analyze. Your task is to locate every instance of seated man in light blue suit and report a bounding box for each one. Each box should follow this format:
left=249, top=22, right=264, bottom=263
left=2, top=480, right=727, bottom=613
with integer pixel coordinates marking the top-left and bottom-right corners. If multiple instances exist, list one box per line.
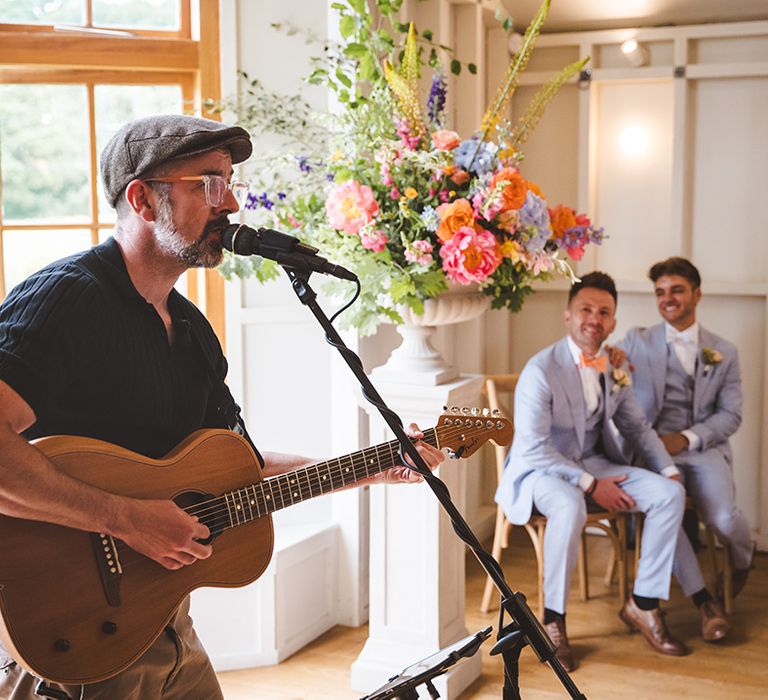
left=618, top=257, right=754, bottom=636
left=495, top=272, right=688, bottom=671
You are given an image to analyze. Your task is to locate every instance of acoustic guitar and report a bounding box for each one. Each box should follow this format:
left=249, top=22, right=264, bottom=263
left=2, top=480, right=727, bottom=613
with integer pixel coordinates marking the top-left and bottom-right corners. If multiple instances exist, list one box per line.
left=0, top=408, right=511, bottom=685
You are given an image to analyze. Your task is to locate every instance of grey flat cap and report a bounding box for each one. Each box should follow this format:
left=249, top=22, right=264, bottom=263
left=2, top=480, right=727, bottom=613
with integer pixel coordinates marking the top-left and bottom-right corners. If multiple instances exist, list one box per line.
left=100, top=114, right=253, bottom=207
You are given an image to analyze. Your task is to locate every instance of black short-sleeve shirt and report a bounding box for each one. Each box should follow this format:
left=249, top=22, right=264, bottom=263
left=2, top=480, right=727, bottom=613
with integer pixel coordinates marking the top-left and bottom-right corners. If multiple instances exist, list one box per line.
left=0, top=237, right=235, bottom=459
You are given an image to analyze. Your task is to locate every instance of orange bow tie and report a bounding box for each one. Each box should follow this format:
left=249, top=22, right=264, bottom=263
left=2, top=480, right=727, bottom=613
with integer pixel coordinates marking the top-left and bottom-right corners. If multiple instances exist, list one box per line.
left=579, top=352, right=607, bottom=372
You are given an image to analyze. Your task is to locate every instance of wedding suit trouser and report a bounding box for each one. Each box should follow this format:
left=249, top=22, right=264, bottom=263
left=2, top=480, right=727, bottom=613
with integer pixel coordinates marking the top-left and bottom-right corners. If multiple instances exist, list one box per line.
left=532, top=457, right=685, bottom=614
left=671, top=448, right=754, bottom=596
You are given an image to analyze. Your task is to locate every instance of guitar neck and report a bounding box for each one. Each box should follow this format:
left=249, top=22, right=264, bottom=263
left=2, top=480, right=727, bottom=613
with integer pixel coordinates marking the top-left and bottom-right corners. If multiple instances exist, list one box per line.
left=193, top=427, right=440, bottom=535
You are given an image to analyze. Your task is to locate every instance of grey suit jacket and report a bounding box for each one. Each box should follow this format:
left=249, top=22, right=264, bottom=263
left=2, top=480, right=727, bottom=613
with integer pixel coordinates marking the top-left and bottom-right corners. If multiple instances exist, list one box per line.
left=618, top=323, right=742, bottom=463
left=495, top=337, right=672, bottom=525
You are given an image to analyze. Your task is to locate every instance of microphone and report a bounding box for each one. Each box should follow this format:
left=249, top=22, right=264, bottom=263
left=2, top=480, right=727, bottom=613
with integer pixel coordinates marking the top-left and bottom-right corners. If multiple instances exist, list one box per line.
left=222, top=224, right=357, bottom=282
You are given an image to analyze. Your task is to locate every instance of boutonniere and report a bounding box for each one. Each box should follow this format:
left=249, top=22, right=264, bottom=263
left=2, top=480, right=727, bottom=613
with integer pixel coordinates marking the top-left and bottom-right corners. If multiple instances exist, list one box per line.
left=611, top=367, right=632, bottom=394
left=701, top=347, right=723, bottom=376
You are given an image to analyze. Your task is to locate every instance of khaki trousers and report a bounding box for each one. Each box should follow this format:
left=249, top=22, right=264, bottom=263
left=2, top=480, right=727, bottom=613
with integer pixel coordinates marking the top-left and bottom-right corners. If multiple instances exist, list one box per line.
left=0, top=598, right=222, bottom=700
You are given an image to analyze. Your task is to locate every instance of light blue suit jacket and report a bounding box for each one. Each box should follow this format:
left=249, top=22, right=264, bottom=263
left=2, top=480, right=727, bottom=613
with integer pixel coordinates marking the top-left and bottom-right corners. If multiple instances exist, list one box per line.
left=618, top=323, right=742, bottom=463
left=495, top=337, right=672, bottom=525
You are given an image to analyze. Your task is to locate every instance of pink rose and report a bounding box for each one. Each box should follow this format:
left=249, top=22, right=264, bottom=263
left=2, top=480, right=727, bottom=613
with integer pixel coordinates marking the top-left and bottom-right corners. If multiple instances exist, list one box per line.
left=325, top=180, right=379, bottom=234
left=431, top=129, right=461, bottom=151
left=439, top=226, right=501, bottom=284
left=360, top=229, right=389, bottom=253
left=405, top=239, right=434, bottom=266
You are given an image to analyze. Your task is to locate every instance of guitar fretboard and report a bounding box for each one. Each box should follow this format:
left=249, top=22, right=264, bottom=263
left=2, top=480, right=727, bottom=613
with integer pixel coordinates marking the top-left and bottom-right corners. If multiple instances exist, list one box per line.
left=187, top=427, right=440, bottom=536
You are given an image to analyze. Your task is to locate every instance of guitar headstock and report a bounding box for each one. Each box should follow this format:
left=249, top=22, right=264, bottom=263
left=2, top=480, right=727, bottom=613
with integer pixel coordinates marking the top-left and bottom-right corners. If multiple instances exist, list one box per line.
left=436, top=406, right=513, bottom=459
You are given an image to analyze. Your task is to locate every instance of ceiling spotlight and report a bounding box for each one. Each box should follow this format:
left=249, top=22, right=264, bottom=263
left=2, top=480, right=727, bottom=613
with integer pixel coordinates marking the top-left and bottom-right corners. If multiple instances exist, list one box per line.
left=621, top=38, right=649, bottom=67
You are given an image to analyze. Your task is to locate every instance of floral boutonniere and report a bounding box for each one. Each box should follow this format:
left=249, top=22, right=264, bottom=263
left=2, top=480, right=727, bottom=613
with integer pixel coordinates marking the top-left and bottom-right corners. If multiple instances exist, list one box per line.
left=611, top=367, right=632, bottom=394
left=701, top=347, right=723, bottom=376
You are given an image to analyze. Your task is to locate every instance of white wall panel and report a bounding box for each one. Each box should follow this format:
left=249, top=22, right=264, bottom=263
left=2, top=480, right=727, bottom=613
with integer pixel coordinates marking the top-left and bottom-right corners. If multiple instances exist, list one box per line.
left=691, top=77, right=768, bottom=284
left=594, top=80, right=676, bottom=278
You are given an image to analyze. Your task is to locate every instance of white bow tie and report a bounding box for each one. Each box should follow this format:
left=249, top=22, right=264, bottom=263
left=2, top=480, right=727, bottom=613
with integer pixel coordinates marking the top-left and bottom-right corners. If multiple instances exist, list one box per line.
left=667, top=328, right=696, bottom=345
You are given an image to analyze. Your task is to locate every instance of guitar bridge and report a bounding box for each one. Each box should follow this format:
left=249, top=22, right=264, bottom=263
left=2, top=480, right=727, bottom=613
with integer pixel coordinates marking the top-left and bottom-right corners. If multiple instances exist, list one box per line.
left=90, top=532, right=122, bottom=607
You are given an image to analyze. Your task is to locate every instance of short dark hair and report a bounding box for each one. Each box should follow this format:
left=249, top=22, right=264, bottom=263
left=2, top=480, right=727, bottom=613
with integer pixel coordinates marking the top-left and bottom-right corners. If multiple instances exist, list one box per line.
left=648, top=257, right=701, bottom=289
left=568, top=271, right=617, bottom=306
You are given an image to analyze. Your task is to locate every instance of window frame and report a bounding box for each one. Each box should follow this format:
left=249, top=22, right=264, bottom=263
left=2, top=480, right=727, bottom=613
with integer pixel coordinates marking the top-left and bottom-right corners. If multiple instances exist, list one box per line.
left=0, top=0, right=226, bottom=341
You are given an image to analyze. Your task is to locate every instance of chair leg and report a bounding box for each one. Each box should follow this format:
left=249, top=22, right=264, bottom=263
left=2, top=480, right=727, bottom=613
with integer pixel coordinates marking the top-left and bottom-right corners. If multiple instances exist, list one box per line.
left=634, top=513, right=644, bottom=582
left=617, top=515, right=628, bottom=602
left=578, top=531, right=589, bottom=601
left=722, top=542, right=733, bottom=614
left=704, top=524, right=719, bottom=594
left=604, top=545, right=616, bottom=587
left=481, top=512, right=509, bottom=613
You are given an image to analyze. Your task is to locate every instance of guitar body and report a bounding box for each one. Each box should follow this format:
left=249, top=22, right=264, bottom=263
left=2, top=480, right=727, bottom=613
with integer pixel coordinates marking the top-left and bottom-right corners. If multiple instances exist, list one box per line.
left=0, top=429, right=273, bottom=685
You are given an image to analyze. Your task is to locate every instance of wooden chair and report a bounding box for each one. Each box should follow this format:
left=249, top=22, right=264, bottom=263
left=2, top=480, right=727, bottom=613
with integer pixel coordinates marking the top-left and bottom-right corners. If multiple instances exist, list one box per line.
left=480, top=374, right=629, bottom=617
left=634, top=498, right=733, bottom=612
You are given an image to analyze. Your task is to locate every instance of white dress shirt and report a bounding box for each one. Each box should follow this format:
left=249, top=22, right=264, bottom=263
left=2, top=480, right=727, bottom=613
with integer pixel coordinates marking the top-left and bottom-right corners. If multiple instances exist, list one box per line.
left=665, top=321, right=702, bottom=451
left=566, top=336, right=679, bottom=491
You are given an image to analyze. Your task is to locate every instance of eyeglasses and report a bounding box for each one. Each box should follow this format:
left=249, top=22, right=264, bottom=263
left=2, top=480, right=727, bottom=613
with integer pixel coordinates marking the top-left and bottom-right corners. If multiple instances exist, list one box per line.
left=143, top=175, right=250, bottom=207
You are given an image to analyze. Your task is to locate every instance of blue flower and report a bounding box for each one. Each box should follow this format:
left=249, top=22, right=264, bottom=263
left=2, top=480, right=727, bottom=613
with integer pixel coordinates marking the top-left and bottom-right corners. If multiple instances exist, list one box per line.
left=427, top=73, right=447, bottom=125
left=258, top=192, right=274, bottom=210
left=296, top=155, right=312, bottom=173
left=518, top=192, right=551, bottom=252
left=277, top=192, right=287, bottom=200
left=453, top=138, right=497, bottom=176
left=420, top=205, right=439, bottom=232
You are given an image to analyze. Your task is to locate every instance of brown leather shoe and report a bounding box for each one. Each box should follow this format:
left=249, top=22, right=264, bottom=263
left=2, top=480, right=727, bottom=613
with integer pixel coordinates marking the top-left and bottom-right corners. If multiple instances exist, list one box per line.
left=700, top=599, right=730, bottom=642
left=544, top=618, right=577, bottom=672
left=619, top=598, right=688, bottom=656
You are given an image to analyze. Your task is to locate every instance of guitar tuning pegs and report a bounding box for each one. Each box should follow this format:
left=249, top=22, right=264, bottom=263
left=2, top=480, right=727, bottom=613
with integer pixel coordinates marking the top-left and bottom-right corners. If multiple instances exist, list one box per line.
left=450, top=405, right=459, bottom=413
left=471, top=407, right=479, bottom=416
left=443, top=405, right=448, bottom=411
left=482, top=408, right=490, bottom=417
left=461, top=407, right=470, bottom=415
left=491, top=408, right=501, bottom=417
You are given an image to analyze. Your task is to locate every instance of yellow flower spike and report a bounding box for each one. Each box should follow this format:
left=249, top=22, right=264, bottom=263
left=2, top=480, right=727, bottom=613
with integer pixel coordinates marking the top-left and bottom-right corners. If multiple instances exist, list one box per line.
left=402, top=23, right=420, bottom=85
left=510, top=57, right=590, bottom=149
left=480, top=0, right=551, bottom=140
left=449, top=190, right=456, bottom=197
left=382, top=22, right=427, bottom=140
left=404, top=187, right=418, bottom=199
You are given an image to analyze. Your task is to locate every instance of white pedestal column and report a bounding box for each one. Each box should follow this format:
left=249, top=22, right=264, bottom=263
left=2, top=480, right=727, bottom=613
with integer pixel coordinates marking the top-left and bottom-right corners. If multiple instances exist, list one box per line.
left=351, top=374, right=484, bottom=698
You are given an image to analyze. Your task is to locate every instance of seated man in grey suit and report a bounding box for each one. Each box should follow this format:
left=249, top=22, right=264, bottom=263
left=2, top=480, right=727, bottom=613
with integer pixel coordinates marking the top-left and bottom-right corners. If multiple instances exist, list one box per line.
left=618, top=257, right=754, bottom=637
left=495, top=272, right=690, bottom=670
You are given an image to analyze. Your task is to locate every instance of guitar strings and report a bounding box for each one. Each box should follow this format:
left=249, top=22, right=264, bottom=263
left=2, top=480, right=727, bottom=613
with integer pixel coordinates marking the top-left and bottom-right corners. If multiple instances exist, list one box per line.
left=166, top=422, right=493, bottom=532
left=109, top=420, right=507, bottom=569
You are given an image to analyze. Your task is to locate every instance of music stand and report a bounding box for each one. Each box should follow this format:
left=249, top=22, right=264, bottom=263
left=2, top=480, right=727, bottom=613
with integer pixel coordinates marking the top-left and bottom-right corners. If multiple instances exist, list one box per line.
left=360, top=627, right=492, bottom=700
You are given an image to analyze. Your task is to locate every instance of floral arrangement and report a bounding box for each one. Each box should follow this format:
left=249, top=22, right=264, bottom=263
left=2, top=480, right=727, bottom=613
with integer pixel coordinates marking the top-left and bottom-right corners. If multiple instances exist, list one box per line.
left=218, top=0, right=605, bottom=335
left=611, top=367, right=632, bottom=393
left=701, top=347, right=723, bottom=375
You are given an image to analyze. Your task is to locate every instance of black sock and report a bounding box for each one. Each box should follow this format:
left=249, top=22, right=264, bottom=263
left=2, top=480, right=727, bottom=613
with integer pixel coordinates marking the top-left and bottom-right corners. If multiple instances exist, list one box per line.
left=692, top=588, right=713, bottom=608
left=632, top=594, right=659, bottom=611
left=543, top=608, right=565, bottom=625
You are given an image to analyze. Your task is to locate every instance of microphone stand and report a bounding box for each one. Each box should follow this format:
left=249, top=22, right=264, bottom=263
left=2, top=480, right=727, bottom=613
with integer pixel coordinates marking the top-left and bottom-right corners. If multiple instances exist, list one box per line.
left=281, top=263, right=586, bottom=700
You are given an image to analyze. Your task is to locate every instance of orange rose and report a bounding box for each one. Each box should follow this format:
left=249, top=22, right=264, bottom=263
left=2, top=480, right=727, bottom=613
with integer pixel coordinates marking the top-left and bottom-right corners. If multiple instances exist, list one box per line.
left=450, top=169, right=470, bottom=186
left=526, top=180, right=545, bottom=199
left=436, top=198, right=475, bottom=242
left=431, top=129, right=461, bottom=150
left=489, top=167, right=528, bottom=211
left=549, top=204, right=577, bottom=238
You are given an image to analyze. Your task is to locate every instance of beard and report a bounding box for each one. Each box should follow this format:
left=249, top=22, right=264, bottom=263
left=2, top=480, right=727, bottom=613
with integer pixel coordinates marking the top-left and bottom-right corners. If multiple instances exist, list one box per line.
left=154, top=191, right=228, bottom=268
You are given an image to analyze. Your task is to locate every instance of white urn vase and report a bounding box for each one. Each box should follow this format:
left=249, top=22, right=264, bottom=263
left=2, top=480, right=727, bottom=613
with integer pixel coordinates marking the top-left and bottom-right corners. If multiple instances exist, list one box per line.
left=370, top=284, right=490, bottom=386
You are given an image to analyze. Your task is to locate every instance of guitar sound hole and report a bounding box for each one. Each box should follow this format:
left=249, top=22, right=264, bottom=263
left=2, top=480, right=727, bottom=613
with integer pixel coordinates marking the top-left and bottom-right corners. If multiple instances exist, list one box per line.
left=173, top=490, right=219, bottom=545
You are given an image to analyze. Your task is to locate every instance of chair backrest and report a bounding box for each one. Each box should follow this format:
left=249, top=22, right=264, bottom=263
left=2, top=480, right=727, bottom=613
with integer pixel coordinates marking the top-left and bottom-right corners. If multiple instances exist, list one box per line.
left=483, top=374, right=520, bottom=485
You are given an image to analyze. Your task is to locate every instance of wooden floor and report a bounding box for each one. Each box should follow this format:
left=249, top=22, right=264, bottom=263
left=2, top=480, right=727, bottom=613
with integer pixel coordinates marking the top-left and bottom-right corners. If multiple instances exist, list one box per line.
left=217, top=529, right=767, bottom=699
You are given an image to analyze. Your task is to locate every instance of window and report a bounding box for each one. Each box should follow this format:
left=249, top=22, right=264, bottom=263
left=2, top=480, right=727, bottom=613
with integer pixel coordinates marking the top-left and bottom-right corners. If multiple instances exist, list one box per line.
left=0, top=0, right=226, bottom=339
